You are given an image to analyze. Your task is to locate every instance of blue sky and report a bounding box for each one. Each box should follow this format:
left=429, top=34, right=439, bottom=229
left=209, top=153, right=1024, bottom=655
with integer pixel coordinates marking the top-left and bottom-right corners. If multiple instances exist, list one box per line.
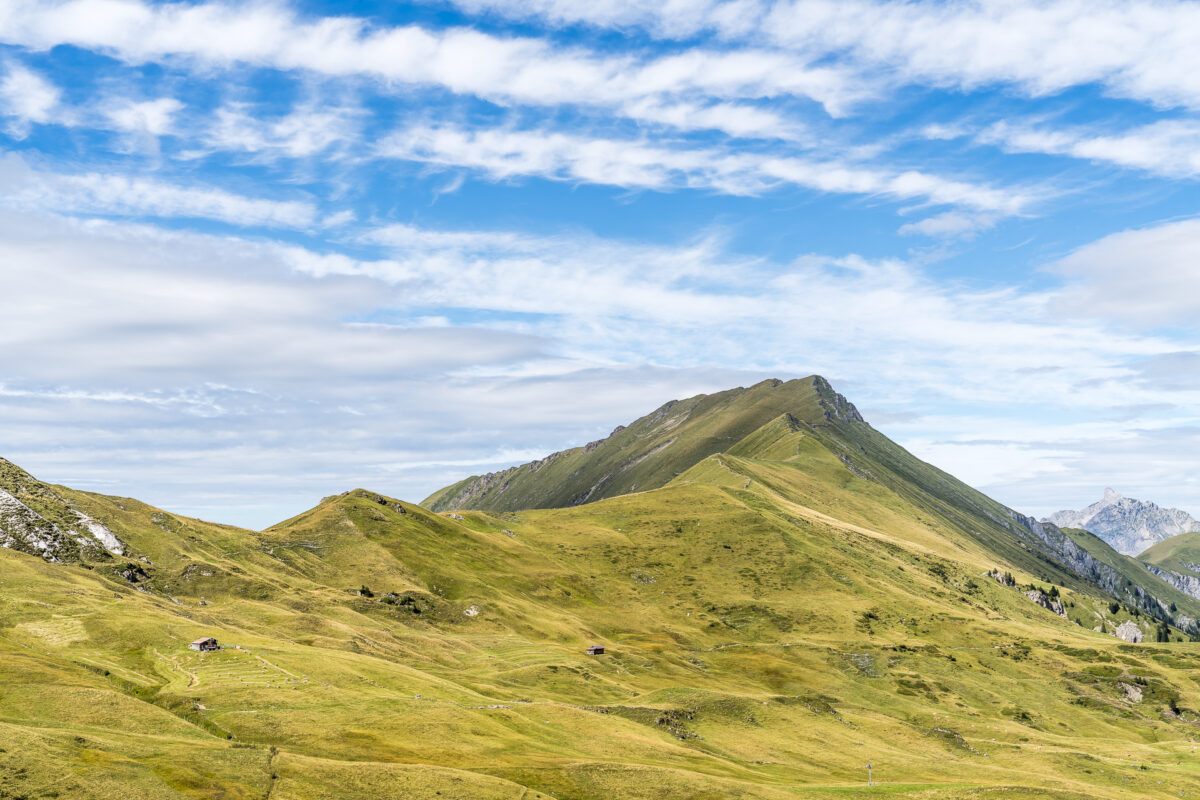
left=3, top=0, right=1200, bottom=529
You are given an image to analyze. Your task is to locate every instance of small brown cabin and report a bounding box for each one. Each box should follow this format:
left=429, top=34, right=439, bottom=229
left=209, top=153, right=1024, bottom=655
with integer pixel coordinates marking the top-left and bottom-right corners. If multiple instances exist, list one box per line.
left=190, top=637, right=219, bottom=652
left=586, top=645, right=605, bottom=655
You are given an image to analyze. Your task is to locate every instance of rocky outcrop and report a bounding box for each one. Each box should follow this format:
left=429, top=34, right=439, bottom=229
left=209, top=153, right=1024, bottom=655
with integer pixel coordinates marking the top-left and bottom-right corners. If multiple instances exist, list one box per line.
left=75, top=511, right=124, bottom=555
left=1114, top=620, right=1144, bottom=643
left=0, top=459, right=125, bottom=562
left=1023, top=589, right=1066, bottom=616
left=1046, top=489, right=1199, bottom=556
left=0, top=488, right=62, bottom=560
left=1144, top=564, right=1200, bottom=601
left=1120, top=681, right=1143, bottom=702
left=812, top=376, right=865, bottom=423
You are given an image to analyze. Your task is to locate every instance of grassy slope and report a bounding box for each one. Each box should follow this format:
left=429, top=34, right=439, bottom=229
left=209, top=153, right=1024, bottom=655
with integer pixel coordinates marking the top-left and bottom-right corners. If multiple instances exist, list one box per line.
left=5, top=429, right=1200, bottom=799
left=1143, top=532, right=1200, bottom=573
left=423, top=377, right=832, bottom=512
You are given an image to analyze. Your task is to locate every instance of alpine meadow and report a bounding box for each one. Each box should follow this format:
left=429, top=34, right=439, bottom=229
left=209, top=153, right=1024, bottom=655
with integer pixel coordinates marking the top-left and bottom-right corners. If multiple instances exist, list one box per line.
left=5, top=1, right=1200, bottom=799
left=5, top=377, right=1200, bottom=799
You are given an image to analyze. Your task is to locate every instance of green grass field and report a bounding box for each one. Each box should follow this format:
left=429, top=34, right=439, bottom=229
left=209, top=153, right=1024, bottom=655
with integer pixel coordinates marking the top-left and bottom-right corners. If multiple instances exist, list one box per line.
left=4, top=379, right=1200, bottom=798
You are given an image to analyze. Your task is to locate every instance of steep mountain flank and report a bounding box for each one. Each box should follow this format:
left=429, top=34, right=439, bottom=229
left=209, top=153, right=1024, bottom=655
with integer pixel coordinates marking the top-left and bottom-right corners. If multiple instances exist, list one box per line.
left=426, top=377, right=1196, bottom=629
left=1046, top=488, right=1200, bottom=555
left=423, top=376, right=854, bottom=513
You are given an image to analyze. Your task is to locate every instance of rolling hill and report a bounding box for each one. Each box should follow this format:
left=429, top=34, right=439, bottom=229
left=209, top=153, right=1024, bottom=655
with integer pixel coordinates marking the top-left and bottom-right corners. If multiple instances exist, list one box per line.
left=4, top=378, right=1200, bottom=799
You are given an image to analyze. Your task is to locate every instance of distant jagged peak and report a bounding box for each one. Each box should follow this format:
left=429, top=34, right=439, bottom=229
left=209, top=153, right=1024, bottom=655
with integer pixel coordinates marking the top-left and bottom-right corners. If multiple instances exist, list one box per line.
left=1045, top=489, right=1200, bottom=556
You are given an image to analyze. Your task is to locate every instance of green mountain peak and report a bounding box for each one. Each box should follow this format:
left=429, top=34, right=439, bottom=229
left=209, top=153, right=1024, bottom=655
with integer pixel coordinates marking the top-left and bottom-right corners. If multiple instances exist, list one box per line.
left=423, top=375, right=864, bottom=513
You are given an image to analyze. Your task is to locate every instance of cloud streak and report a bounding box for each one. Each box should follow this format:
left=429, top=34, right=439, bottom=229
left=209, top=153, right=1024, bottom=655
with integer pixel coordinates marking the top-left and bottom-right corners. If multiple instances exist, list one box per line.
left=380, top=124, right=1036, bottom=212
left=0, top=0, right=861, bottom=136
left=450, top=0, right=1200, bottom=112
left=0, top=153, right=321, bottom=228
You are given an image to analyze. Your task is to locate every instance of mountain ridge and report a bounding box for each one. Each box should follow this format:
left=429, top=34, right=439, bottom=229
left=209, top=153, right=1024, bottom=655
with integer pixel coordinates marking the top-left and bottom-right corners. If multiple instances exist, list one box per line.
left=424, top=375, right=863, bottom=513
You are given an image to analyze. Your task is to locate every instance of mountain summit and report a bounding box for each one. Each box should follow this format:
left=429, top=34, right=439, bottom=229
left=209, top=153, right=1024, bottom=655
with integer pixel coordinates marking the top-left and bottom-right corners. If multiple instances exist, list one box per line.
left=424, top=376, right=862, bottom=512
left=1045, top=489, right=1200, bottom=556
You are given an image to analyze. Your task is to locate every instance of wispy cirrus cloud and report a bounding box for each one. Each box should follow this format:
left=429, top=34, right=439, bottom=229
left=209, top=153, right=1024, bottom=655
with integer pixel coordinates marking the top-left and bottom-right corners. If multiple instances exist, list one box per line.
left=0, top=152, right=320, bottom=228
left=0, top=0, right=860, bottom=136
left=379, top=124, right=1037, bottom=213
left=106, top=96, right=183, bottom=136
left=199, top=102, right=362, bottom=160
left=450, top=0, right=1200, bottom=112
left=976, top=118, right=1200, bottom=180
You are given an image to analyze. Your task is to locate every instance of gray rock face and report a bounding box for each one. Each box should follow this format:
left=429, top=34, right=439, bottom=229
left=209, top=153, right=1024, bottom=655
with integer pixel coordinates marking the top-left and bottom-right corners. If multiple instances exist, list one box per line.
left=1114, top=620, right=1144, bottom=643
left=1144, top=564, right=1200, bottom=601
left=1023, top=589, right=1066, bottom=616
left=0, top=488, right=62, bottom=560
left=1045, top=488, right=1199, bottom=556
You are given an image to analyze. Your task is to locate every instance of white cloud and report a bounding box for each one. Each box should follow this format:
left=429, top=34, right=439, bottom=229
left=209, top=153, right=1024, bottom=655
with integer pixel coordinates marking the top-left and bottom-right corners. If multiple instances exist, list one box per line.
left=379, top=124, right=1035, bottom=213
left=452, top=0, right=1200, bottom=112
left=106, top=96, right=182, bottom=136
left=0, top=61, right=60, bottom=135
left=0, top=0, right=858, bottom=136
left=448, top=0, right=769, bottom=39
left=977, top=118, right=1200, bottom=179
left=1051, top=216, right=1200, bottom=326
left=0, top=209, right=543, bottom=385
left=0, top=152, right=320, bottom=228
left=0, top=60, right=188, bottom=143
left=761, top=0, right=1200, bottom=110
left=202, top=102, right=360, bottom=159
left=898, top=211, right=996, bottom=239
